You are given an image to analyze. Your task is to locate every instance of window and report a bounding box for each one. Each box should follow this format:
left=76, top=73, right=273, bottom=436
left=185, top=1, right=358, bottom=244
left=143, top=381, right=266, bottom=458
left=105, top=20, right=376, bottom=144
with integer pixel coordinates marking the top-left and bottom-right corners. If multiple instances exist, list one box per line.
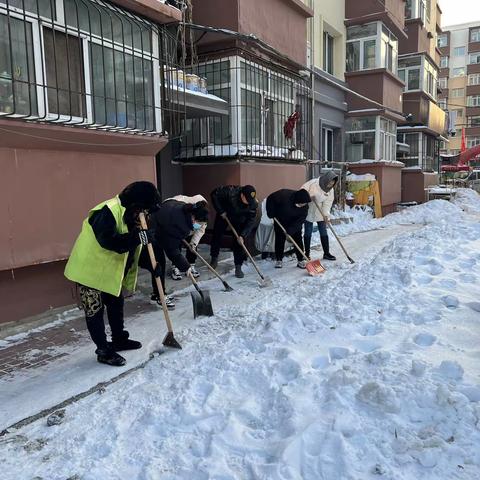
left=469, top=53, right=480, bottom=65
left=437, top=34, right=448, bottom=48
left=398, top=56, right=421, bottom=90
left=440, top=56, right=449, bottom=68
left=454, top=109, right=463, bottom=118
left=471, top=28, right=480, bottom=43
left=468, top=73, right=480, bottom=85
left=406, top=0, right=429, bottom=23
left=379, top=118, right=397, bottom=161
left=322, top=127, right=334, bottom=162
left=454, top=47, right=466, bottom=57
left=468, top=95, right=480, bottom=107
left=346, top=22, right=397, bottom=74
left=345, top=116, right=376, bottom=161
left=43, top=29, right=85, bottom=118
left=405, top=0, right=413, bottom=19
left=0, top=15, right=37, bottom=116
left=397, top=132, right=420, bottom=167
left=439, top=99, right=447, bottom=109
left=398, top=55, right=437, bottom=98
left=451, top=88, right=464, bottom=98
left=453, top=67, right=466, bottom=77
left=469, top=116, right=480, bottom=126
left=467, top=137, right=480, bottom=148
left=323, top=32, right=334, bottom=75
left=439, top=77, right=448, bottom=88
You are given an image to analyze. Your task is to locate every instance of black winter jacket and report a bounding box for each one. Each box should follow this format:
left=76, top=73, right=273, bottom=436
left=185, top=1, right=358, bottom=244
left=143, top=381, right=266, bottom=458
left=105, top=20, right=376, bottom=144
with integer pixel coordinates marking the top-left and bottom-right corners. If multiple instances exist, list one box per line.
left=149, top=200, right=193, bottom=271
left=211, top=186, right=257, bottom=237
left=266, top=189, right=309, bottom=235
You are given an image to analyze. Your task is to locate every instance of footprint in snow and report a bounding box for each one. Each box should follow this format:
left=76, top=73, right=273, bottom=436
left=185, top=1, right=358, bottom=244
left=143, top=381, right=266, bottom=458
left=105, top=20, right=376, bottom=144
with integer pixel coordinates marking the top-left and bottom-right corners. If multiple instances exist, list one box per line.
left=442, top=295, right=459, bottom=309
left=466, top=302, right=480, bottom=313
left=436, top=278, right=457, bottom=289
left=329, top=347, right=351, bottom=360
left=359, top=322, right=383, bottom=336
left=459, top=257, right=477, bottom=269
left=426, top=260, right=444, bottom=276
left=415, top=274, right=433, bottom=285
left=311, top=355, right=330, bottom=370
left=437, top=360, right=464, bottom=380
left=459, top=273, right=476, bottom=284
left=413, top=333, right=437, bottom=347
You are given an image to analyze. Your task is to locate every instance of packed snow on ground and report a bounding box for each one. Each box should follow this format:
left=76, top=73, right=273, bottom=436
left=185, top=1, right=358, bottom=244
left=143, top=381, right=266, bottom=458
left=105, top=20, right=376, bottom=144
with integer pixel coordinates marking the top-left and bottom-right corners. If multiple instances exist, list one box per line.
left=1, top=192, right=480, bottom=480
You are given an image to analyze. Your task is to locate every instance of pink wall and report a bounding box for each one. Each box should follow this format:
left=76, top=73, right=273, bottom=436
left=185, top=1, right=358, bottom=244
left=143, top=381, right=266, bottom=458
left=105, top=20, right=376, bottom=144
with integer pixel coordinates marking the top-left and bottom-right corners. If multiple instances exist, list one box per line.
left=0, top=148, right=156, bottom=271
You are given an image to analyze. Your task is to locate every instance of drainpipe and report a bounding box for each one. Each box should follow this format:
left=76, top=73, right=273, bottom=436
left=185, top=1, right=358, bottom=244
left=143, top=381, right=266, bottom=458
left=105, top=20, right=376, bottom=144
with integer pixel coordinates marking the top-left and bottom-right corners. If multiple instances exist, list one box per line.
left=309, top=0, right=316, bottom=179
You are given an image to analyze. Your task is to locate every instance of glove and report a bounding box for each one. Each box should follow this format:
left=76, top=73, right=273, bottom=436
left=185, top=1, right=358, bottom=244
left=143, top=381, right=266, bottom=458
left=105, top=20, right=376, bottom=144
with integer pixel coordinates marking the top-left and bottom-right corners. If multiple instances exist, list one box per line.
left=138, top=228, right=155, bottom=246
left=153, top=263, right=163, bottom=278
left=220, top=212, right=228, bottom=219
left=190, top=241, right=198, bottom=250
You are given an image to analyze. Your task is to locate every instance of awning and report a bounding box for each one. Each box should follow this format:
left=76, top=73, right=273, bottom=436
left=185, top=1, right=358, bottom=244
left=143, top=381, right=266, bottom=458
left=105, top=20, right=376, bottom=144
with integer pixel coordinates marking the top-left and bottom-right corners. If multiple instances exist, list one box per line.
left=166, top=86, right=230, bottom=118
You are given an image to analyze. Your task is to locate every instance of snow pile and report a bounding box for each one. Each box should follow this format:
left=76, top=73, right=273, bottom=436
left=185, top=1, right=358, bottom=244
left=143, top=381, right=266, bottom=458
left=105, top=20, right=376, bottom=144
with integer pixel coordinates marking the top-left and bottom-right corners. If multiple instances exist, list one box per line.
left=453, top=188, right=480, bottom=214
left=1, top=193, right=480, bottom=479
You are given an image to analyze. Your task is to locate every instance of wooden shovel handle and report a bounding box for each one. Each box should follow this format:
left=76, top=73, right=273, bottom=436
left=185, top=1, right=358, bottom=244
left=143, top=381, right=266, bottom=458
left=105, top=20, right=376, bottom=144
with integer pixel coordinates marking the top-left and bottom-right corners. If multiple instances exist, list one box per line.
left=138, top=212, right=175, bottom=333
left=273, top=218, right=310, bottom=262
left=223, top=215, right=266, bottom=281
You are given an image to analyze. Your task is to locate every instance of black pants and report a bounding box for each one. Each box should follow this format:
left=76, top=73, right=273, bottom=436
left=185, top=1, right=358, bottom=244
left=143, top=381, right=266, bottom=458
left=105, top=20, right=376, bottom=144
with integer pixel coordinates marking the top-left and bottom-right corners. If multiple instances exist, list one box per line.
left=78, top=285, right=128, bottom=351
left=273, top=223, right=304, bottom=262
left=183, top=234, right=197, bottom=265
left=138, top=246, right=166, bottom=297
left=210, top=214, right=246, bottom=266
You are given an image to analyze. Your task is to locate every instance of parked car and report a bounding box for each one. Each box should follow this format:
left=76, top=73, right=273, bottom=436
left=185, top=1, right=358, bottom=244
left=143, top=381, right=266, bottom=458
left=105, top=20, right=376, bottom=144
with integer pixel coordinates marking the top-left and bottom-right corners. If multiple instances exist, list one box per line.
left=466, top=170, right=480, bottom=192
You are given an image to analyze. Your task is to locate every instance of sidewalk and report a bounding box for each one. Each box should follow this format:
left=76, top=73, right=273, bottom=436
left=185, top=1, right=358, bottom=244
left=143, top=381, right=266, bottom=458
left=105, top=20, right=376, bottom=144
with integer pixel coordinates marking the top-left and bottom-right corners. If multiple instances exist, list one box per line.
left=0, top=226, right=415, bottom=432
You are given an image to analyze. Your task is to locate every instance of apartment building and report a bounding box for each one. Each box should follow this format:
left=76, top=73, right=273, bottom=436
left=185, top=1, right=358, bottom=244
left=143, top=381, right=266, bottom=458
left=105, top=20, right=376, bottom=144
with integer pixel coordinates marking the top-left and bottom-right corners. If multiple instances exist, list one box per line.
left=397, top=0, right=446, bottom=172
left=438, top=21, right=480, bottom=155
left=305, top=0, right=347, bottom=173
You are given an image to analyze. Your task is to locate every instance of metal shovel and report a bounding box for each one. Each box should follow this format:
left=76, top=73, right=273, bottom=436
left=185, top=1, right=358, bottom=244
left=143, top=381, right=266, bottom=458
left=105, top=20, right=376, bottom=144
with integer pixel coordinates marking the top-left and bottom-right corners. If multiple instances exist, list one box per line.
left=188, top=272, right=214, bottom=318
left=273, top=218, right=325, bottom=276
left=182, top=239, right=234, bottom=292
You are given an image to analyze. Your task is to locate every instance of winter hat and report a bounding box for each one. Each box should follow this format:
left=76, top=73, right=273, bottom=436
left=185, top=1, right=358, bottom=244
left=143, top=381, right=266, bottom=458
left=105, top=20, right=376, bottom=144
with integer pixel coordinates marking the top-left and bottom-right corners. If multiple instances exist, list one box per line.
left=319, top=171, right=338, bottom=193
left=192, top=203, right=209, bottom=222
left=241, top=185, right=258, bottom=207
left=293, top=188, right=311, bottom=205
left=119, top=181, right=161, bottom=212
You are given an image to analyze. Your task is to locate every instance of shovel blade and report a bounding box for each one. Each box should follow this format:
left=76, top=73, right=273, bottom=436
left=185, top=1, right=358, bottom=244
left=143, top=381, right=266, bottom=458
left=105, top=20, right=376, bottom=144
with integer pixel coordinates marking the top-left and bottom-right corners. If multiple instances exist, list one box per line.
left=191, top=289, right=214, bottom=318
left=306, top=259, right=326, bottom=276
left=162, top=331, right=182, bottom=349
left=258, top=276, right=273, bottom=288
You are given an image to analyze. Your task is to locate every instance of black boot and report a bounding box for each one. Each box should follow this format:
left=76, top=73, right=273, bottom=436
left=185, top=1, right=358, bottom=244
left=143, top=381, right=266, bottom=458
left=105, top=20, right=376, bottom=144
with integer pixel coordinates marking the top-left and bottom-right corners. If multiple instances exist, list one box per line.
left=235, top=264, right=244, bottom=278
left=96, top=347, right=126, bottom=366
left=304, top=236, right=311, bottom=260
left=210, top=256, right=218, bottom=269
left=320, top=236, right=336, bottom=261
left=111, top=331, right=142, bottom=351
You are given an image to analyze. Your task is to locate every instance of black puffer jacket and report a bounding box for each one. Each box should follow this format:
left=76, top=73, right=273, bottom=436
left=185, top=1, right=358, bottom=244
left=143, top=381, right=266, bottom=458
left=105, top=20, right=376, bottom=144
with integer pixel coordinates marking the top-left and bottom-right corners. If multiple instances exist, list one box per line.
left=149, top=200, right=193, bottom=271
left=266, top=189, right=311, bottom=235
left=211, top=186, right=257, bottom=236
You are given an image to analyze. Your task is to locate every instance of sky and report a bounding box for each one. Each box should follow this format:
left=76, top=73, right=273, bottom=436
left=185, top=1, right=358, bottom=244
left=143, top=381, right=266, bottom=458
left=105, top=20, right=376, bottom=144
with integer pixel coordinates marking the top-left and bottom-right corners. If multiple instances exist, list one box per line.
left=441, top=0, right=480, bottom=27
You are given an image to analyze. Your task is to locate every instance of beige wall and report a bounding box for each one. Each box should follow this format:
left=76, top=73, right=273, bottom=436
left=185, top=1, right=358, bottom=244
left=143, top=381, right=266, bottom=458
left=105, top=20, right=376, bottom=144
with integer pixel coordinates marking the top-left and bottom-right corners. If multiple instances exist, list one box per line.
left=303, top=0, right=346, bottom=80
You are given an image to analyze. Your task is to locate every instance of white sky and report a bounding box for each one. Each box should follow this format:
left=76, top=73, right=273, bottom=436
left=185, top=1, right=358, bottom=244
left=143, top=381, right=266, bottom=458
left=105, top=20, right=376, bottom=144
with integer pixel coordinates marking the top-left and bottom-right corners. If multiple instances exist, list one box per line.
left=441, top=0, right=480, bottom=28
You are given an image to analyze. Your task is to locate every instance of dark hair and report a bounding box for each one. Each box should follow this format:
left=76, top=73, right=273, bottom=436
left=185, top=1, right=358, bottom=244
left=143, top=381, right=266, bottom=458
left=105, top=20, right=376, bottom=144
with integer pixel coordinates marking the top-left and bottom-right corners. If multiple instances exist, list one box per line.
left=119, top=181, right=161, bottom=212
left=192, top=204, right=209, bottom=222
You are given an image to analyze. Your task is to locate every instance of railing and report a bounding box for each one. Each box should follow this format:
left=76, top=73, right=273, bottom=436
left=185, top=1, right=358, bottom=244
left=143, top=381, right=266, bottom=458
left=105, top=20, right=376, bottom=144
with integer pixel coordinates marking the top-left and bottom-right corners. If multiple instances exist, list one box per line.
left=171, top=53, right=312, bottom=162
left=0, top=0, right=183, bottom=135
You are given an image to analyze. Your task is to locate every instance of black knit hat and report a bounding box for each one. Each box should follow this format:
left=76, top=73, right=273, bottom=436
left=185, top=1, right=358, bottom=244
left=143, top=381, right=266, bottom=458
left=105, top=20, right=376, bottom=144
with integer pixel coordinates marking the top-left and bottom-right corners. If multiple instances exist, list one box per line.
left=293, top=188, right=311, bottom=205
left=119, top=181, right=161, bottom=212
left=241, top=185, right=258, bottom=207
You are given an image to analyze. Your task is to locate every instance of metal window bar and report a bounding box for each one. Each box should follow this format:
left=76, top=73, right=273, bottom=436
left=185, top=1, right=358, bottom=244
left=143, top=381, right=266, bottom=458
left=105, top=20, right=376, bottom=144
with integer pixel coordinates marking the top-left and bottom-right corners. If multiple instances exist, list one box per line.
left=0, top=0, right=184, bottom=135
left=173, top=50, right=311, bottom=162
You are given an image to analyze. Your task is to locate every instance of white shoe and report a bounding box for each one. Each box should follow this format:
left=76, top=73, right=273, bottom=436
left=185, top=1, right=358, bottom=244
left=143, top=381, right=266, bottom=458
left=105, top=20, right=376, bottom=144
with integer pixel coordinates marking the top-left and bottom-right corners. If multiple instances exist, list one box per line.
left=165, top=295, right=176, bottom=310
left=275, top=260, right=283, bottom=269
left=297, top=260, right=307, bottom=269
left=171, top=267, right=182, bottom=280
left=190, top=264, right=200, bottom=278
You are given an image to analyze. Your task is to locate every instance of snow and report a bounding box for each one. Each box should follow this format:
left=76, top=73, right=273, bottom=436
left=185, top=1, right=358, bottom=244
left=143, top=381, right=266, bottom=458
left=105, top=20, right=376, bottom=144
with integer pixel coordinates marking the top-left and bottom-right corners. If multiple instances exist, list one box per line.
left=353, top=159, right=406, bottom=166
left=346, top=173, right=376, bottom=181
left=1, top=190, right=480, bottom=479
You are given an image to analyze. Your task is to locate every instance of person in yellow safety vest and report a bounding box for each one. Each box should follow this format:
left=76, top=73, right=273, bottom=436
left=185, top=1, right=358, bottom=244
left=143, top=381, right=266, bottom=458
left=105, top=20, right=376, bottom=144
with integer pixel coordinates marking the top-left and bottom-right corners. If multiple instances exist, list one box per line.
left=64, top=181, right=161, bottom=367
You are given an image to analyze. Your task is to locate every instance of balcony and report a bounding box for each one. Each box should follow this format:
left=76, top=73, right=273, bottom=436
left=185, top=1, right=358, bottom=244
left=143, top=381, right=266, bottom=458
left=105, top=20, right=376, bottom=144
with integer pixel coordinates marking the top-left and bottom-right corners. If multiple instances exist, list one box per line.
left=345, top=0, right=406, bottom=39
left=468, top=63, right=480, bottom=75
left=467, top=85, right=480, bottom=96
left=402, top=92, right=446, bottom=136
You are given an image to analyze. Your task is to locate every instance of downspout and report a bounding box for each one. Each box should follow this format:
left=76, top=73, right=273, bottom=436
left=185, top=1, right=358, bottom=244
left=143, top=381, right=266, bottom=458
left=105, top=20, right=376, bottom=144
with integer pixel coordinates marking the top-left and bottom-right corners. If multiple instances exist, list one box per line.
left=309, top=0, right=316, bottom=179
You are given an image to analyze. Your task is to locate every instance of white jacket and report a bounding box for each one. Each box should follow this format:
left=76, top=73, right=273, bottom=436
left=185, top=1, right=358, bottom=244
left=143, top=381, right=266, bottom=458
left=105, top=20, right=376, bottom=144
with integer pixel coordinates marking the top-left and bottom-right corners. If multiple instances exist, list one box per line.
left=301, top=178, right=334, bottom=222
left=165, top=194, right=208, bottom=246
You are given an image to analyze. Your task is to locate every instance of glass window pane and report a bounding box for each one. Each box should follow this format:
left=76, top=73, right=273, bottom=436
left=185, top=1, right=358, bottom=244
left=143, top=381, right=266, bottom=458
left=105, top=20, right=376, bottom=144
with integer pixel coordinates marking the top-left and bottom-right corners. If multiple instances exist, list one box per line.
left=347, top=23, right=377, bottom=40
left=346, top=41, right=360, bottom=72
left=408, top=68, right=420, bottom=89
left=363, top=40, right=376, bottom=69
left=0, top=15, right=37, bottom=116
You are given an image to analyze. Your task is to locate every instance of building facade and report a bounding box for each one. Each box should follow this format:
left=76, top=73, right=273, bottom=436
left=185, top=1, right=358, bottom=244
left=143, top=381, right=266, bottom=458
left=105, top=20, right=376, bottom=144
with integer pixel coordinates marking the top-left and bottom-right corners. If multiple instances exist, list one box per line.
left=397, top=0, right=446, bottom=172
left=438, top=21, right=480, bottom=156
left=0, top=0, right=182, bottom=324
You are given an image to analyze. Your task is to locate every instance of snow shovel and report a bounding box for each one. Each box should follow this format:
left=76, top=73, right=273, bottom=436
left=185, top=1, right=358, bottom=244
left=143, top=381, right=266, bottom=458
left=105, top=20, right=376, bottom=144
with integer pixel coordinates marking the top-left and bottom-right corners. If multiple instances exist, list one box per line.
left=273, top=218, right=325, bottom=276
left=223, top=215, right=272, bottom=288
left=182, top=239, right=233, bottom=292
left=312, top=199, right=355, bottom=264
left=187, top=272, right=214, bottom=318
left=139, top=213, right=182, bottom=349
